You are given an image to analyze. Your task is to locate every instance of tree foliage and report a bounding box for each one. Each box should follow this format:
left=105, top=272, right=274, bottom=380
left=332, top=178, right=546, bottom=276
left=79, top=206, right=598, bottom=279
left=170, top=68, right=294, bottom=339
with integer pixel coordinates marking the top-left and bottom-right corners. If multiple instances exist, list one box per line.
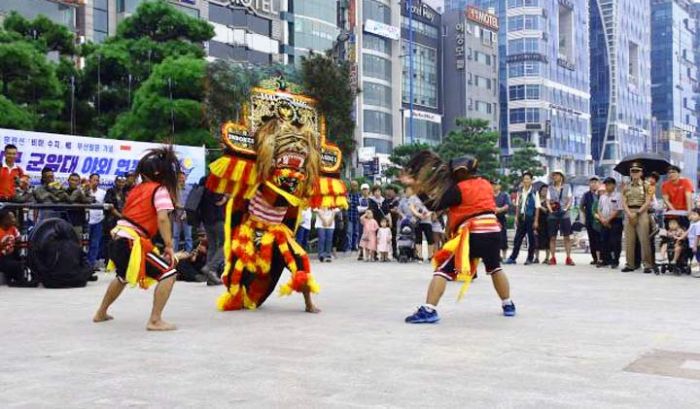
left=301, top=53, right=357, bottom=162
left=437, top=118, right=500, bottom=181
left=505, top=137, right=545, bottom=190
left=111, top=57, right=210, bottom=146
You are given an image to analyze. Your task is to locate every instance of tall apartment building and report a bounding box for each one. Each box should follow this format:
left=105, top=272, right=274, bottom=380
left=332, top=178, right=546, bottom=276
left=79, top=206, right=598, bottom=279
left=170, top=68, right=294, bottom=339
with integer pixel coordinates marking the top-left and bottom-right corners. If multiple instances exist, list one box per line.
left=401, top=0, right=443, bottom=146
left=349, top=0, right=403, bottom=162
left=650, top=0, right=698, bottom=181
left=464, top=0, right=593, bottom=175
left=442, top=5, right=499, bottom=136
left=590, top=0, right=652, bottom=176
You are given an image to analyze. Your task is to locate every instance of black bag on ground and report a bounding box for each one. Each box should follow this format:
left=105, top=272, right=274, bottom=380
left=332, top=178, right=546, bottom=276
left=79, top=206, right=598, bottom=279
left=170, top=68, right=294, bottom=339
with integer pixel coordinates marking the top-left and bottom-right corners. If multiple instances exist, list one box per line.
left=28, top=218, right=92, bottom=288
left=185, top=184, right=205, bottom=226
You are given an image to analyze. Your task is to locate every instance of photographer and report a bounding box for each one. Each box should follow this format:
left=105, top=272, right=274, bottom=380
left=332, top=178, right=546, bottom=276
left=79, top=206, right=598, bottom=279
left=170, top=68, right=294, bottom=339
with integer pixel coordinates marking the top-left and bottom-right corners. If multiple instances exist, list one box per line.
left=546, top=170, right=574, bottom=266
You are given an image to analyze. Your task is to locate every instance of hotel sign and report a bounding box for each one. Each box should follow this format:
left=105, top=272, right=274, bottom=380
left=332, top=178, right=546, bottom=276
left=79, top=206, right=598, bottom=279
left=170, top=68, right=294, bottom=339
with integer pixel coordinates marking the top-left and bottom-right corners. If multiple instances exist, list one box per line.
left=209, top=0, right=278, bottom=17
left=466, top=6, right=499, bottom=31
left=364, top=19, right=400, bottom=41
left=405, top=1, right=436, bottom=22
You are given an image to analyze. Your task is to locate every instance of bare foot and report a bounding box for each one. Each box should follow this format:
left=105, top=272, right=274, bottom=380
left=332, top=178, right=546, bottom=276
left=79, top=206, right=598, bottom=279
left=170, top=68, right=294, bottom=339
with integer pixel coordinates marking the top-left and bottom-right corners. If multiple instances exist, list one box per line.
left=93, top=312, right=114, bottom=323
left=305, top=304, right=321, bottom=313
left=146, top=320, right=177, bottom=331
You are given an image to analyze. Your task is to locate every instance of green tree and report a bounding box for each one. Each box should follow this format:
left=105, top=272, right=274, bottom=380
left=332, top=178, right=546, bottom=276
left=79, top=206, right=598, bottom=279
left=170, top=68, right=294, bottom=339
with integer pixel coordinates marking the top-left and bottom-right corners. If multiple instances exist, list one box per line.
left=437, top=118, right=500, bottom=181
left=0, top=95, right=35, bottom=129
left=385, top=142, right=431, bottom=177
left=505, top=137, right=545, bottom=190
left=301, top=53, right=357, bottom=162
left=111, top=56, right=210, bottom=146
left=84, top=0, right=214, bottom=136
left=2, top=12, right=76, bottom=55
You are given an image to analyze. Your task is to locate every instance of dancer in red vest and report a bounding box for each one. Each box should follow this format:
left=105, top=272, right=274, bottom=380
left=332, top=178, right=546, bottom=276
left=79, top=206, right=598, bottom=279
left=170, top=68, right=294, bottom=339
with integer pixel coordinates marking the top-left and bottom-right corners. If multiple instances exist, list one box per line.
left=93, top=146, right=182, bottom=331
left=402, top=151, right=516, bottom=323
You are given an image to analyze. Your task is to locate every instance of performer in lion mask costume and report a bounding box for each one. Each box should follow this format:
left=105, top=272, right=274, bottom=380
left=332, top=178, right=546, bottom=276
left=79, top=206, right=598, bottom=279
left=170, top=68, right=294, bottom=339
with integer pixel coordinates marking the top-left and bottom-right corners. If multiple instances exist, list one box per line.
left=205, top=78, right=347, bottom=312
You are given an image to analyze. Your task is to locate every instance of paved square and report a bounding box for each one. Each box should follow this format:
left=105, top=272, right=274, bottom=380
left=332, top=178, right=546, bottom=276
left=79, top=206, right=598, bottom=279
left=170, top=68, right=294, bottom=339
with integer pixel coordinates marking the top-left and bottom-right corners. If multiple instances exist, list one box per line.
left=1, top=253, right=699, bottom=408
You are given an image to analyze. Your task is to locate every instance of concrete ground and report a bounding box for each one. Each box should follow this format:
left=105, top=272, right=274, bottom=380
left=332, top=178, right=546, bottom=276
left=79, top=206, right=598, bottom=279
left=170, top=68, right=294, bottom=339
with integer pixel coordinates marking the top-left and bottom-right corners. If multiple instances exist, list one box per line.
left=1, top=252, right=700, bottom=409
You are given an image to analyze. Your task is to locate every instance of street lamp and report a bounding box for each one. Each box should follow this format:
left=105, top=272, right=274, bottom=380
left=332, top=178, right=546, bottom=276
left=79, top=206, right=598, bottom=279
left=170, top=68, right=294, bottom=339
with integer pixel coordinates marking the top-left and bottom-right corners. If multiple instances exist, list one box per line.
left=408, top=0, right=415, bottom=144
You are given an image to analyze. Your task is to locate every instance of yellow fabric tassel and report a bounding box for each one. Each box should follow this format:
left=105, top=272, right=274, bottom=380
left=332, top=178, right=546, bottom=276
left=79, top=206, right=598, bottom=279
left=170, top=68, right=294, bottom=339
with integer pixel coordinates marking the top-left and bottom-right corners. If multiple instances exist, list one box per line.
left=264, top=181, right=302, bottom=207
left=307, top=274, right=320, bottom=294
left=111, top=226, right=157, bottom=289
left=241, top=287, right=256, bottom=310
left=209, top=156, right=231, bottom=178
left=456, top=273, right=473, bottom=301
left=279, top=283, right=293, bottom=296
left=222, top=196, right=234, bottom=279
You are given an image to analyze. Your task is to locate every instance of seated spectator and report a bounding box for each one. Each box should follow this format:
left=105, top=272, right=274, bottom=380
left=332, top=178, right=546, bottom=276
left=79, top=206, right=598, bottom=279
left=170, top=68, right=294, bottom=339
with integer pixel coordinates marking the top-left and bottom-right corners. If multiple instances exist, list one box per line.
left=14, top=175, right=34, bottom=203
left=660, top=218, right=686, bottom=265
left=33, top=167, right=68, bottom=204
left=175, top=229, right=209, bottom=282
left=0, top=209, right=22, bottom=284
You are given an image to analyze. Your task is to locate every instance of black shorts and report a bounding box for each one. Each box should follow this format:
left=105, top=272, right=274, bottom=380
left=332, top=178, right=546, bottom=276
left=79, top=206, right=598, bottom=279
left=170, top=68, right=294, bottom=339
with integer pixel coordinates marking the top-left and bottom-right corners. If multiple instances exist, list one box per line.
left=415, top=223, right=435, bottom=245
left=434, top=232, right=502, bottom=280
left=547, top=215, right=572, bottom=237
left=109, top=238, right=177, bottom=283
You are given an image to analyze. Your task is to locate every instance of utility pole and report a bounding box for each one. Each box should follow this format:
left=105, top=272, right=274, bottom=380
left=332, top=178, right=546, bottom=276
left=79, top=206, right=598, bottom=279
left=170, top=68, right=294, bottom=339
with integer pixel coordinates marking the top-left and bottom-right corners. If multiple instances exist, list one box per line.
left=408, top=0, right=415, bottom=144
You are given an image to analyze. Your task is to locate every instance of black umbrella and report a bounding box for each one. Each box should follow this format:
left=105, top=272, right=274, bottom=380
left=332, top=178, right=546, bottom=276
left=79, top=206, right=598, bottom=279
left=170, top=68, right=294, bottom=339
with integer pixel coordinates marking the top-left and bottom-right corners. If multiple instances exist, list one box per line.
left=614, top=152, right=672, bottom=176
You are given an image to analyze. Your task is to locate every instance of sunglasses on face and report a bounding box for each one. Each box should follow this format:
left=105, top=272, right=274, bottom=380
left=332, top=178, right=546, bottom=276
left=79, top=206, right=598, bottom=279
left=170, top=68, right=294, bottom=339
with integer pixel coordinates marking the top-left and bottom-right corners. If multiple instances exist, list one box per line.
left=630, top=169, right=641, bottom=173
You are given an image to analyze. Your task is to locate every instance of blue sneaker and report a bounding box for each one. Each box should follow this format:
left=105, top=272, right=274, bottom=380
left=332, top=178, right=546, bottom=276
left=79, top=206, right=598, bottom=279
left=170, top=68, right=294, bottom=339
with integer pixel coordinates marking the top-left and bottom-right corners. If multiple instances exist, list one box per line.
left=504, top=258, right=517, bottom=265
left=502, top=302, right=516, bottom=317
left=405, top=306, right=440, bottom=324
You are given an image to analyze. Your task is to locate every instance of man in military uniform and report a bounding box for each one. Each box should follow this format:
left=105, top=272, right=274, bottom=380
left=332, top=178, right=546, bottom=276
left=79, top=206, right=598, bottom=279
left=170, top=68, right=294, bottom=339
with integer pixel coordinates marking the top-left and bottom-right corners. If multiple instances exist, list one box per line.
left=621, top=162, right=654, bottom=273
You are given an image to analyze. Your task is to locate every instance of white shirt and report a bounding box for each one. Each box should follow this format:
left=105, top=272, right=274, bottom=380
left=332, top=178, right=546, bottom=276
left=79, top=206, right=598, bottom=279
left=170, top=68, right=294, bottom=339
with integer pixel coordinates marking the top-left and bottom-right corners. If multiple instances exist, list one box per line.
left=598, top=191, right=622, bottom=220
left=687, top=221, right=700, bottom=250
left=314, top=208, right=337, bottom=229
left=88, top=187, right=106, bottom=224
left=300, top=208, right=313, bottom=230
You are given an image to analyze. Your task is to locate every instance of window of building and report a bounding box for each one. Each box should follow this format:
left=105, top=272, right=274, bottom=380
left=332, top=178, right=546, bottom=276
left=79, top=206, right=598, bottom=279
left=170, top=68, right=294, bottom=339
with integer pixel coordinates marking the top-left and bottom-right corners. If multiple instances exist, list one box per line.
left=405, top=118, right=442, bottom=144
left=475, top=51, right=491, bottom=65
left=363, top=34, right=391, bottom=54
left=558, top=4, right=573, bottom=62
left=508, top=37, right=540, bottom=54
left=363, top=0, right=390, bottom=24
left=295, top=16, right=338, bottom=53
left=508, top=14, right=542, bottom=32
left=510, top=108, right=540, bottom=124
left=401, top=17, right=439, bottom=39
left=363, top=137, right=393, bottom=155
left=364, top=110, right=393, bottom=135
left=507, top=0, right=540, bottom=8
left=94, top=0, right=109, bottom=43
left=363, top=82, right=392, bottom=108
left=294, top=0, right=337, bottom=24
left=363, top=54, right=392, bottom=82
left=475, top=101, right=492, bottom=114
left=401, top=41, right=438, bottom=108
left=629, top=41, right=639, bottom=85
left=1, top=0, right=76, bottom=30
left=508, top=61, right=541, bottom=77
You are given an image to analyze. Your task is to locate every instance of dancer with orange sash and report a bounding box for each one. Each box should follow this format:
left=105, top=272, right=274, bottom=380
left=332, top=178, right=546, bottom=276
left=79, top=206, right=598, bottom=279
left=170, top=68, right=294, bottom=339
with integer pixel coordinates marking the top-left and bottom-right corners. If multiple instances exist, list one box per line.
left=402, top=151, right=516, bottom=323
left=93, top=146, right=182, bottom=331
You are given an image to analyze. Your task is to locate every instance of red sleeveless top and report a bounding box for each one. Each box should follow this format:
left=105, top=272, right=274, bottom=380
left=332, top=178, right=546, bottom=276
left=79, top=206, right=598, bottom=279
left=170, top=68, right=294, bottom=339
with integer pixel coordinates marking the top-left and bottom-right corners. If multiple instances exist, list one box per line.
left=121, top=182, right=161, bottom=238
left=448, top=178, right=497, bottom=232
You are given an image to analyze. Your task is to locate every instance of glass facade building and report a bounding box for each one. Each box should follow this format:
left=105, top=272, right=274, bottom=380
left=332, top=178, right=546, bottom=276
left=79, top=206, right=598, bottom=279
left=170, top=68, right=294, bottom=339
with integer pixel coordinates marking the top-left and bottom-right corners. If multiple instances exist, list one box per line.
left=650, top=0, right=698, bottom=181
left=0, top=0, right=77, bottom=31
left=590, top=0, right=652, bottom=175
left=401, top=0, right=442, bottom=146
left=466, top=0, right=594, bottom=175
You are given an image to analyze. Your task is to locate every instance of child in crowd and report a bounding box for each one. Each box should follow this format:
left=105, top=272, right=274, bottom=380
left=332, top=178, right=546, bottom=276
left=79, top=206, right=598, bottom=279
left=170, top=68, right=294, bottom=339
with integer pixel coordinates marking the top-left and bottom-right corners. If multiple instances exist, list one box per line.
left=360, top=209, right=379, bottom=262
left=431, top=212, right=446, bottom=249
left=682, top=208, right=700, bottom=278
left=661, top=218, right=686, bottom=265
left=376, top=217, right=392, bottom=262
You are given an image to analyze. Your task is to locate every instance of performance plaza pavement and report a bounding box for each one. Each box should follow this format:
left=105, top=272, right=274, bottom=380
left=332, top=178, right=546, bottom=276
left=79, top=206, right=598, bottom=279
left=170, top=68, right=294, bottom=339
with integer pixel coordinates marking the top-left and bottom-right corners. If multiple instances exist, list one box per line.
left=1, top=252, right=699, bottom=409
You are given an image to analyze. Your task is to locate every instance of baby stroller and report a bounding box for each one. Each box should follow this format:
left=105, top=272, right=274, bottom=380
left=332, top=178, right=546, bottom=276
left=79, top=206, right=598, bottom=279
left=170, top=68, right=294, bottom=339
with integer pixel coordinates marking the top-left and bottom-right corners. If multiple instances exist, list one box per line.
left=657, top=235, right=693, bottom=275
left=397, top=218, right=416, bottom=263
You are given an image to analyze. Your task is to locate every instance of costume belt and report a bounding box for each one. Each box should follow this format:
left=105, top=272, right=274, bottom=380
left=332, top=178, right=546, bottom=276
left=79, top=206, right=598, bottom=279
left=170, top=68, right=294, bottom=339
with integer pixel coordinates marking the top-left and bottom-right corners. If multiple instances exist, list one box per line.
left=108, top=225, right=158, bottom=289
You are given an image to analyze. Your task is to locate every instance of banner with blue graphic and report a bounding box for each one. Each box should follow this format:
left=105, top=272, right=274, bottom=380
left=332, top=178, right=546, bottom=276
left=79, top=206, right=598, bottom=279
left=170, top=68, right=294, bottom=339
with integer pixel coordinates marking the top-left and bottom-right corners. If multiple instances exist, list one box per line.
left=0, top=128, right=206, bottom=184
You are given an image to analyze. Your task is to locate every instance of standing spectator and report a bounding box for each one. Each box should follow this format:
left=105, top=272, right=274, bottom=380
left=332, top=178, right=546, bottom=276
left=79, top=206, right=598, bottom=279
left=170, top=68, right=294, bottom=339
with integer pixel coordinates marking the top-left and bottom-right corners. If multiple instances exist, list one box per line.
left=546, top=170, right=574, bottom=266
left=647, top=172, right=662, bottom=236
left=65, top=172, right=94, bottom=237
left=359, top=209, right=379, bottom=262
left=332, top=209, right=347, bottom=257
left=296, top=207, right=313, bottom=251
left=0, top=209, right=22, bottom=284
left=124, top=171, right=137, bottom=197
left=580, top=176, right=602, bottom=265
left=356, top=184, right=371, bottom=260
left=597, top=177, right=623, bottom=269
left=199, top=176, right=226, bottom=285
left=103, top=176, right=127, bottom=261
left=662, top=165, right=694, bottom=229
left=381, top=186, right=401, bottom=257
left=535, top=183, right=550, bottom=264
left=345, top=180, right=361, bottom=252
left=86, top=174, right=106, bottom=270
left=14, top=174, right=33, bottom=203
left=408, top=189, right=434, bottom=263
left=315, top=207, right=336, bottom=262
left=683, top=208, right=700, bottom=278
left=368, top=186, right=386, bottom=223
left=505, top=172, right=540, bottom=265
left=431, top=212, right=446, bottom=250
left=33, top=167, right=67, bottom=204
left=622, top=163, right=654, bottom=274
left=172, top=172, right=193, bottom=252
left=492, top=180, right=511, bottom=261
left=377, top=217, right=392, bottom=262
left=0, top=144, right=24, bottom=202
